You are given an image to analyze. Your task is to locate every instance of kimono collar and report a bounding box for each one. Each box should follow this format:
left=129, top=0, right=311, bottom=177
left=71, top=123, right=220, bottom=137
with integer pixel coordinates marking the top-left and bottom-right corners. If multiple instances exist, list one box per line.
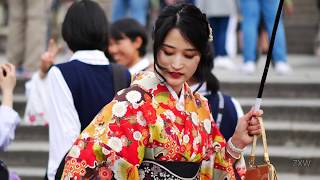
left=69, top=50, right=110, bottom=65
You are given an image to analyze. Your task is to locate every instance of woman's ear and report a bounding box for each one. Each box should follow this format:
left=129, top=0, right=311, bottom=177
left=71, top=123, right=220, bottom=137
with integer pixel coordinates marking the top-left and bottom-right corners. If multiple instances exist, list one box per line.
left=133, top=36, right=143, bottom=49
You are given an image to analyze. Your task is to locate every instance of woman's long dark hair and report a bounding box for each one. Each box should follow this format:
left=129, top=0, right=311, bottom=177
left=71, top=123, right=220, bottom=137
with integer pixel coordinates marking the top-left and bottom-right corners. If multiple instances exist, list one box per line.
left=152, top=3, right=214, bottom=93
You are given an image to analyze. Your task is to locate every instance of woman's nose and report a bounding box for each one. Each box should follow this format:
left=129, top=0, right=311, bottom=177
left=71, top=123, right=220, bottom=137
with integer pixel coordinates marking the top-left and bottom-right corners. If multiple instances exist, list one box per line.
left=171, top=55, right=184, bottom=70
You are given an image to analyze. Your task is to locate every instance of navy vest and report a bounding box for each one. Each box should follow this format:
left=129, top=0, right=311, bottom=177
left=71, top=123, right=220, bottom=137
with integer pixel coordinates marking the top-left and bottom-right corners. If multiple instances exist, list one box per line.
left=56, top=60, right=131, bottom=131
left=206, top=92, right=238, bottom=141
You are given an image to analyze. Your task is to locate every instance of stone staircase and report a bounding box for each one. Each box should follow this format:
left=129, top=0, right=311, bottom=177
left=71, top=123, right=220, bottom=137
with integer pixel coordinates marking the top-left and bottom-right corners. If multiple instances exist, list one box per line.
left=0, top=54, right=320, bottom=179
left=214, top=54, right=320, bottom=180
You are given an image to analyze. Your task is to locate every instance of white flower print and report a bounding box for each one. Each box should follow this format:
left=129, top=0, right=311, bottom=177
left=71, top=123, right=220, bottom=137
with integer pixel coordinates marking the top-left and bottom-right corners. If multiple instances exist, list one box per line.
left=81, top=132, right=89, bottom=139
left=193, top=135, right=201, bottom=149
left=126, top=90, right=141, bottom=104
left=156, top=115, right=164, bottom=127
left=69, top=146, right=80, bottom=158
left=112, top=101, right=128, bottom=118
left=102, top=147, right=110, bottom=155
left=175, top=102, right=184, bottom=111
left=133, top=131, right=142, bottom=141
left=107, top=137, right=123, bottom=152
left=183, top=135, right=190, bottom=144
left=191, top=112, right=199, bottom=126
left=139, top=170, right=145, bottom=179
left=204, top=119, right=212, bottom=134
left=137, top=111, right=146, bottom=126
left=164, top=110, right=176, bottom=122
left=117, top=89, right=125, bottom=96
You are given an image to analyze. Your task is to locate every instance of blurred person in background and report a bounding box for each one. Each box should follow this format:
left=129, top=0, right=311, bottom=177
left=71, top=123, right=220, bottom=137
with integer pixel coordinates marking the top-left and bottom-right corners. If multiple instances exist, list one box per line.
left=0, top=63, right=19, bottom=151
left=6, top=0, right=47, bottom=76
left=111, top=0, right=149, bottom=26
left=239, top=0, right=292, bottom=75
left=0, top=63, right=20, bottom=180
left=196, top=0, right=238, bottom=70
left=23, top=39, right=59, bottom=126
left=44, top=1, right=130, bottom=179
left=108, top=18, right=152, bottom=75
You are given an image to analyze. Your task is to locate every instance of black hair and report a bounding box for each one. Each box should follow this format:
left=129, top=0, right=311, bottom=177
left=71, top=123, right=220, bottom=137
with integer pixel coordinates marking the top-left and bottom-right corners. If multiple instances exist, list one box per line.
left=204, top=44, right=220, bottom=94
left=110, top=18, right=148, bottom=57
left=62, top=0, right=108, bottom=52
left=152, top=3, right=213, bottom=92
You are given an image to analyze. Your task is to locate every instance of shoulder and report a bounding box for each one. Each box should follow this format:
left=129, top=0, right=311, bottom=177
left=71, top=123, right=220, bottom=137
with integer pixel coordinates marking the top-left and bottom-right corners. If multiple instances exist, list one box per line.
left=131, top=71, right=162, bottom=92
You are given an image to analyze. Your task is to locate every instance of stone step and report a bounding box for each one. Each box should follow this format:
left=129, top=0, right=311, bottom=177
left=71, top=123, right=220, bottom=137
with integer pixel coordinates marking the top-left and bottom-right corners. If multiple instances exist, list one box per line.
left=220, top=82, right=320, bottom=99
left=8, top=167, right=45, bottom=180
left=277, top=173, right=320, bottom=180
left=264, top=121, right=320, bottom=146
left=0, top=142, right=48, bottom=167
left=15, top=124, right=48, bottom=142
left=240, top=98, right=320, bottom=122
left=243, top=145, right=320, bottom=175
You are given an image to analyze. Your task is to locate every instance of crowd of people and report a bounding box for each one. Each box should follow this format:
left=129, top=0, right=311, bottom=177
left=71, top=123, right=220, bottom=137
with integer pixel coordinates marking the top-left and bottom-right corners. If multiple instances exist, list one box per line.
left=0, top=0, right=319, bottom=179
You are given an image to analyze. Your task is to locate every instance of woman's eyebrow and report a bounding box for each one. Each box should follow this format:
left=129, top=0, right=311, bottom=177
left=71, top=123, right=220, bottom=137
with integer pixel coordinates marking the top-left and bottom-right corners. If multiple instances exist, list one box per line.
left=162, top=44, right=197, bottom=52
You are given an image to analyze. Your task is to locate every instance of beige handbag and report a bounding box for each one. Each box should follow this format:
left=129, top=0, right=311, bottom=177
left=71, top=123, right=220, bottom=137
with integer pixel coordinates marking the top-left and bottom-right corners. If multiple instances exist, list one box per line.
left=245, top=118, right=278, bottom=180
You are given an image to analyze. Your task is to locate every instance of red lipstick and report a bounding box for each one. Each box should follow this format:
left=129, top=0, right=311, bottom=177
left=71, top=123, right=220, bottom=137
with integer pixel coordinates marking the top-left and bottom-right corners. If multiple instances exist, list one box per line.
left=169, top=72, right=183, bottom=79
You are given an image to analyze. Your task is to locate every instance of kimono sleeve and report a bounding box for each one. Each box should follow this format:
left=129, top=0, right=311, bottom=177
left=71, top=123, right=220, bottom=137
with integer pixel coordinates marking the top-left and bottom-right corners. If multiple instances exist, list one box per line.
left=62, top=87, right=151, bottom=179
left=198, top=97, right=236, bottom=180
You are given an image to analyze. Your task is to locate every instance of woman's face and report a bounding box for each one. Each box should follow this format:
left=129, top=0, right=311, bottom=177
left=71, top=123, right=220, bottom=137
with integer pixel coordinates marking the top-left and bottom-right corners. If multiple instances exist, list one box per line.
left=157, top=28, right=201, bottom=94
left=108, top=36, right=141, bottom=68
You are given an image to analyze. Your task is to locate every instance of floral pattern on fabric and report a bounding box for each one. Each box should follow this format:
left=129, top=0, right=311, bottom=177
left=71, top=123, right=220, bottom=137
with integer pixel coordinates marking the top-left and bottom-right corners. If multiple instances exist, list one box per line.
left=62, top=71, right=236, bottom=180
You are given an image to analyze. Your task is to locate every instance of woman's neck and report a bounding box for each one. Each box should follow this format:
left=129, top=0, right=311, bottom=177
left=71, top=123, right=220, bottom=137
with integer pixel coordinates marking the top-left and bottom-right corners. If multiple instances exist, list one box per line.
left=172, top=85, right=183, bottom=98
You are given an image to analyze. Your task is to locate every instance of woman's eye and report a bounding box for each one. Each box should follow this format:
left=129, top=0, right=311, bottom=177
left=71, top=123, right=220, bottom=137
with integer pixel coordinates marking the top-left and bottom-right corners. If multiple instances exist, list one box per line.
left=163, top=50, right=174, bottom=56
left=184, top=54, right=196, bottom=59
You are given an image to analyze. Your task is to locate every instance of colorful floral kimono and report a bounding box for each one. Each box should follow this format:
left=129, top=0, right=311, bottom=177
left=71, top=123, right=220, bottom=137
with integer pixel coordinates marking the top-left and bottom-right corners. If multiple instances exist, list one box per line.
left=62, top=72, right=239, bottom=179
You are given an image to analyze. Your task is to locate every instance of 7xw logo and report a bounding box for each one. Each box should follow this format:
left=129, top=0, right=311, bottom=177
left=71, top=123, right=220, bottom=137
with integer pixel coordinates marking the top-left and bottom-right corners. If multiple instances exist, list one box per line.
left=292, top=159, right=312, bottom=168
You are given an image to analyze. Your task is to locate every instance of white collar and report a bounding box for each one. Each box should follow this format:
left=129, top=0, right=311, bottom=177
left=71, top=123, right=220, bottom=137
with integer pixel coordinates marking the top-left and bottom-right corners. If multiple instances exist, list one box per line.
left=190, top=82, right=208, bottom=96
left=69, top=50, right=110, bottom=65
left=165, top=83, right=185, bottom=110
left=129, top=56, right=150, bottom=75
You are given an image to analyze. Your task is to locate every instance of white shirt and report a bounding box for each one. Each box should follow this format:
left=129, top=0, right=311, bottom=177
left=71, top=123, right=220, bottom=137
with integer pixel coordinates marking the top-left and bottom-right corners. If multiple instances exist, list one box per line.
left=0, top=105, right=20, bottom=151
left=46, top=50, right=109, bottom=180
left=129, top=56, right=151, bottom=75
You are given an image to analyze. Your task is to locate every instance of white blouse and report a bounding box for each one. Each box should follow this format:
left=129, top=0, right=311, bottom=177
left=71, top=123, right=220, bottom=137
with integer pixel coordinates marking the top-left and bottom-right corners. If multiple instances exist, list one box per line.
left=46, top=50, right=110, bottom=180
left=0, top=105, right=20, bottom=150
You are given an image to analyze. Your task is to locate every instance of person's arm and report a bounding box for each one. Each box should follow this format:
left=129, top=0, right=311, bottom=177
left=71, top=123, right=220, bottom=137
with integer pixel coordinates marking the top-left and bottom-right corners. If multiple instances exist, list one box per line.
left=0, top=106, right=20, bottom=150
left=39, top=38, right=58, bottom=79
left=0, top=63, right=20, bottom=150
left=62, top=86, right=150, bottom=179
left=46, top=66, right=81, bottom=179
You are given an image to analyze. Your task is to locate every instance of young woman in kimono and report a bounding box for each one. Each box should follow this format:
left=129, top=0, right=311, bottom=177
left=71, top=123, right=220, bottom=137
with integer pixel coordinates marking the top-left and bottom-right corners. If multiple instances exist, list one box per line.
left=61, top=3, right=262, bottom=180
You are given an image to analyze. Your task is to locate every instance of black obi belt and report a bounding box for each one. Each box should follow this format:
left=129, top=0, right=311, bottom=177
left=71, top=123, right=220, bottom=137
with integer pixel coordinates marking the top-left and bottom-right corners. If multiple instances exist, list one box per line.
left=138, top=159, right=201, bottom=180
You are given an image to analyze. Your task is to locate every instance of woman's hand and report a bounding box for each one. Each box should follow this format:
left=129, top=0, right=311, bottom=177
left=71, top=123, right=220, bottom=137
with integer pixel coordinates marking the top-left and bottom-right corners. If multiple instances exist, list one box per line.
left=0, top=63, right=16, bottom=107
left=40, top=38, right=59, bottom=79
left=231, top=109, right=263, bottom=149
